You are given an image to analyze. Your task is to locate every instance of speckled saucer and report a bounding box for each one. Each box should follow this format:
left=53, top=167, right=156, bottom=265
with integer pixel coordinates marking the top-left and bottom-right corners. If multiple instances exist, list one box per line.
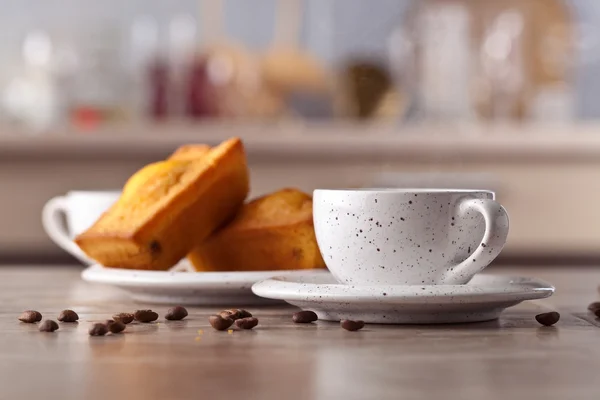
left=82, top=262, right=330, bottom=306
left=252, top=272, right=554, bottom=324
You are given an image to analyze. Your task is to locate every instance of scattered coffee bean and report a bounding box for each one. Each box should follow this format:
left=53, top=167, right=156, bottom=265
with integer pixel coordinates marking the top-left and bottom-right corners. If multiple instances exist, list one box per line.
left=108, top=320, right=126, bottom=334
left=105, top=319, right=115, bottom=326
left=89, top=323, right=108, bottom=336
left=535, top=312, right=560, bottom=326
left=594, top=309, right=600, bottom=318
left=293, top=310, right=318, bottom=324
left=219, top=310, right=238, bottom=320
left=165, top=306, right=188, bottom=321
left=134, top=310, right=158, bottom=323
left=234, top=317, right=259, bottom=330
left=341, top=320, right=365, bottom=331
left=209, top=315, right=234, bottom=331
left=39, top=320, right=59, bottom=332
left=113, top=312, right=134, bottom=324
left=588, top=302, right=600, bottom=313
left=57, top=309, right=79, bottom=323
left=18, top=310, right=42, bottom=323
left=219, top=309, right=252, bottom=321
left=234, top=309, right=252, bottom=319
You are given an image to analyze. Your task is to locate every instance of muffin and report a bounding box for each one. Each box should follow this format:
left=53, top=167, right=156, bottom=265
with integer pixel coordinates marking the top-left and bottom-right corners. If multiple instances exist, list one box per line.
left=188, top=188, right=326, bottom=271
left=75, top=138, right=249, bottom=270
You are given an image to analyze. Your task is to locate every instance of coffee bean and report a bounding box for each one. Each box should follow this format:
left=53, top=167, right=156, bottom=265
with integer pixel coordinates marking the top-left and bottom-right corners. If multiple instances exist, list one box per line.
left=595, top=309, right=600, bottom=318
left=18, top=310, right=42, bottom=323
left=113, top=312, right=134, bottom=324
left=535, top=312, right=560, bottom=326
left=341, top=320, right=365, bottom=331
left=219, top=309, right=252, bottom=321
left=234, top=317, right=259, bottom=330
left=89, top=323, right=108, bottom=336
left=108, top=320, right=126, bottom=334
left=134, top=310, right=158, bottom=323
left=588, top=302, right=600, bottom=313
left=105, top=319, right=115, bottom=326
left=219, top=310, right=238, bottom=320
left=232, top=309, right=253, bottom=319
left=57, top=309, right=79, bottom=323
left=39, top=320, right=59, bottom=332
left=165, top=306, right=188, bottom=321
left=209, top=315, right=234, bottom=331
left=293, top=310, right=318, bottom=323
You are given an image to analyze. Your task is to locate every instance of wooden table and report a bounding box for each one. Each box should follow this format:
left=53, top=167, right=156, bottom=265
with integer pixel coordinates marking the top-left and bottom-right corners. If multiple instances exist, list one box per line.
left=1, top=265, right=599, bottom=400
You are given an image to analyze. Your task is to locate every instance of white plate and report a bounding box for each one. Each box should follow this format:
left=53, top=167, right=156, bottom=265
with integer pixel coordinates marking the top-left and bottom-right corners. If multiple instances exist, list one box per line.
left=81, top=261, right=330, bottom=305
left=252, top=272, right=555, bottom=324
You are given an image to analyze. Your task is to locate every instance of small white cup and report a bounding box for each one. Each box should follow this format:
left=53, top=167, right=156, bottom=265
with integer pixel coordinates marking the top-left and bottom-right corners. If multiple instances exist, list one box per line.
left=313, top=188, right=509, bottom=286
left=42, top=190, right=120, bottom=264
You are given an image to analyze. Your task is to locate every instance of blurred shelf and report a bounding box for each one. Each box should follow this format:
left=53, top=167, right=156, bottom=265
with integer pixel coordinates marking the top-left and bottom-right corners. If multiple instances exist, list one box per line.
left=3, top=122, right=600, bottom=162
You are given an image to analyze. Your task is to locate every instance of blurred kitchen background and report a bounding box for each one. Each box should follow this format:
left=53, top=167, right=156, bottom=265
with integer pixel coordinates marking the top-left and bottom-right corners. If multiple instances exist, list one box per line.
left=2, top=0, right=600, bottom=264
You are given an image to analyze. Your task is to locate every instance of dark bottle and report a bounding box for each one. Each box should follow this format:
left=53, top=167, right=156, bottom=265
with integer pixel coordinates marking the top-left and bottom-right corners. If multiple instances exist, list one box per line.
left=147, top=56, right=170, bottom=120
left=185, top=55, right=218, bottom=119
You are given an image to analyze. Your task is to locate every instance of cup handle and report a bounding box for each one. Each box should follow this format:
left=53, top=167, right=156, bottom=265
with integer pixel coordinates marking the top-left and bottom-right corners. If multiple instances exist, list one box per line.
left=42, top=196, right=94, bottom=265
left=441, top=197, right=509, bottom=284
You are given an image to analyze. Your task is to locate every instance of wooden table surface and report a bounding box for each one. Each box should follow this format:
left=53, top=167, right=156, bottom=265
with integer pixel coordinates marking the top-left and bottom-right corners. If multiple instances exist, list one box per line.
left=1, top=265, right=599, bottom=400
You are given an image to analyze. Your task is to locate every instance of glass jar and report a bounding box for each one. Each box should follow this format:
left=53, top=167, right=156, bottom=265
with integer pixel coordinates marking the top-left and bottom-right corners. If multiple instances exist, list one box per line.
left=388, top=0, right=577, bottom=123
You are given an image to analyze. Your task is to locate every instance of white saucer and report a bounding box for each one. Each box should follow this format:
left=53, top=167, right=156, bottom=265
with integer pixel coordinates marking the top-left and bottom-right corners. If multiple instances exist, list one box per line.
left=81, top=261, right=329, bottom=305
left=252, top=272, right=555, bottom=324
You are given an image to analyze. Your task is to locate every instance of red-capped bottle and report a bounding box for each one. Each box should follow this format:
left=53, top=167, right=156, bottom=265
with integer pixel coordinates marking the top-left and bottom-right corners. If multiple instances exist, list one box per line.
left=147, top=56, right=170, bottom=120
left=185, top=55, right=218, bottom=119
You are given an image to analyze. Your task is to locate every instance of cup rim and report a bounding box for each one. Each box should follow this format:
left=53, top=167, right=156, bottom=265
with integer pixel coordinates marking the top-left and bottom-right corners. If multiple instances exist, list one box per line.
left=314, top=188, right=494, bottom=194
left=67, top=190, right=121, bottom=196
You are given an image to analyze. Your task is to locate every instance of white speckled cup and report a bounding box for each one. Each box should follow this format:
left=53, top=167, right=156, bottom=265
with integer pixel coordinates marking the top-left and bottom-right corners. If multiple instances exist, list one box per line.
left=313, top=189, right=509, bottom=286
